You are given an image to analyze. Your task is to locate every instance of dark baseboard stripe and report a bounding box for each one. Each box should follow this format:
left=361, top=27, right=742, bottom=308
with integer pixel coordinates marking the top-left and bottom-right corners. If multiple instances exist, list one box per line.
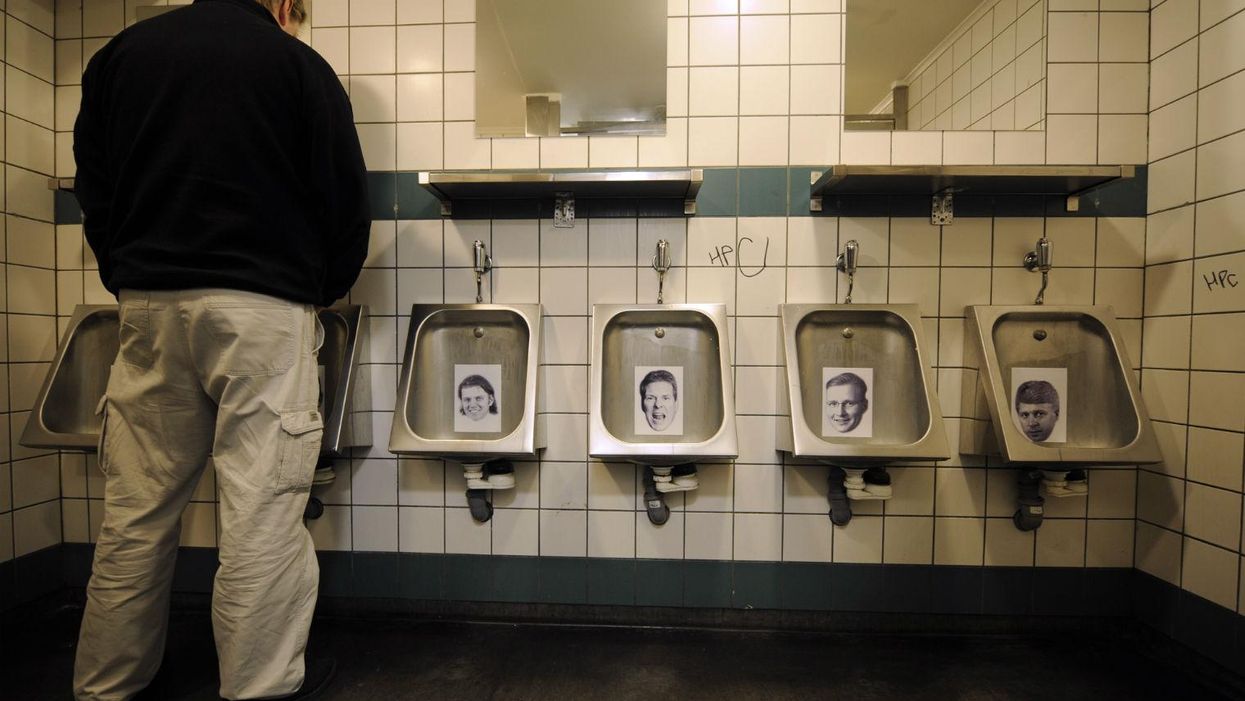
left=9, top=544, right=1241, bottom=690
left=46, top=544, right=1152, bottom=620
left=0, top=546, right=64, bottom=612
left=1133, top=570, right=1245, bottom=680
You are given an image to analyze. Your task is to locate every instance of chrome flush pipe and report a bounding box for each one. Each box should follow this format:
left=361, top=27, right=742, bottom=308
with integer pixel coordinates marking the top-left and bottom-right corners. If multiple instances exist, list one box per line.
left=1023, top=236, right=1052, bottom=305
left=473, top=240, right=493, bottom=304
left=837, top=240, right=859, bottom=304
left=652, top=239, right=672, bottom=304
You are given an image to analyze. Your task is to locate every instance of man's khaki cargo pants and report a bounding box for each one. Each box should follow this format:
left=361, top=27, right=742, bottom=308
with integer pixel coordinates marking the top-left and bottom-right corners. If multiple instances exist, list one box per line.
left=73, top=289, right=324, bottom=701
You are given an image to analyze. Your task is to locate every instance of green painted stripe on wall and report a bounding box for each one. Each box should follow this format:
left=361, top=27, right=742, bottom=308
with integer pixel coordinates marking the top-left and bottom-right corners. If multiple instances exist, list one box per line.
left=695, top=168, right=739, bottom=216
left=738, top=168, right=789, bottom=217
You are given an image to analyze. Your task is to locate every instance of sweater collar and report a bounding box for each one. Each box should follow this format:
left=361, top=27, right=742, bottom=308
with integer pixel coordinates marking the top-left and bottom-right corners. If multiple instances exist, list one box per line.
left=193, top=0, right=280, bottom=27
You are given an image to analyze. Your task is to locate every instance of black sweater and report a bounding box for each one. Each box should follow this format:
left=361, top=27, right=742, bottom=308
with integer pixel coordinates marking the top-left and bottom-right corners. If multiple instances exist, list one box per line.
left=75, top=0, right=370, bottom=307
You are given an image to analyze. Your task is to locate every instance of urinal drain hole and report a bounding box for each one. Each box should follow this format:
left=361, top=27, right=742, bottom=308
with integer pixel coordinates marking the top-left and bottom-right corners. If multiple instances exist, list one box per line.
left=1033, top=329, right=1047, bottom=341
left=655, top=328, right=665, bottom=338
left=473, top=327, right=485, bottom=338
left=841, top=327, right=854, bottom=339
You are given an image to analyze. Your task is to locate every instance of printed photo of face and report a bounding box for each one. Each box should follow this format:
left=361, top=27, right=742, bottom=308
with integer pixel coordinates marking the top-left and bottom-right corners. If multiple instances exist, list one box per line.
left=824, top=372, right=869, bottom=434
left=1014, top=380, right=1060, bottom=442
left=458, top=375, right=497, bottom=422
left=640, top=370, right=679, bottom=432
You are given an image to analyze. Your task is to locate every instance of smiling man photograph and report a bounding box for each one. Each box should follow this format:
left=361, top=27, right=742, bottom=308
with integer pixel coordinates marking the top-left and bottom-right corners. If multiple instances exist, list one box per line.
left=823, top=371, right=870, bottom=435
left=458, top=375, right=498, bottom=423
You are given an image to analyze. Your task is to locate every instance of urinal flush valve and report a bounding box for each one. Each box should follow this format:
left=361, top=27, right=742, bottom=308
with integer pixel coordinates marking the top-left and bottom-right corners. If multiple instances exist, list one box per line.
left=1023, top=236, right=1052, bottom=305
left=836, top=240, right=859, bottom=304
left=473, top=240, right=493, bottom=304
left=652, top=239, right=672, bottom=304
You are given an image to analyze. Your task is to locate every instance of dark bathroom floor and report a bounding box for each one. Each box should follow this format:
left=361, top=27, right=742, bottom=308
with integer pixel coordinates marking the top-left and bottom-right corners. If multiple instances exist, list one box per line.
left=2, top=604, right=1239, bottom=701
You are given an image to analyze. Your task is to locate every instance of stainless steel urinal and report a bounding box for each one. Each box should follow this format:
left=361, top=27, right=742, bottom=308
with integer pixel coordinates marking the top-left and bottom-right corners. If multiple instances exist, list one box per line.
left=960, top=305, right=1160, bottom=465
left=777, top=303, right=949, bottom=463
left=588, top=303, right=738, bottom=464
left=317, top=305, right=373, bottom=457
left=388, top=303, right=544, bottom=460
left=20, top=305, right=117, bottom=450
left=20, top=304, right=374, bottom=456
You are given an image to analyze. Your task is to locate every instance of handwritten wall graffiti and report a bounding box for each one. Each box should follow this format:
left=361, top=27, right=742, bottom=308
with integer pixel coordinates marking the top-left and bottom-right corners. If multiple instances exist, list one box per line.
left=707, top=237, right=770, bottom=278
left=1202, top=269, right=1238, bottom=292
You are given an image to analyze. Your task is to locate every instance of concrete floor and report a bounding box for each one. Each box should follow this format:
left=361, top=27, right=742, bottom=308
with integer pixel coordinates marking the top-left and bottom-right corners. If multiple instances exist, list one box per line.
left=2, top=605, right=1238, bottom=700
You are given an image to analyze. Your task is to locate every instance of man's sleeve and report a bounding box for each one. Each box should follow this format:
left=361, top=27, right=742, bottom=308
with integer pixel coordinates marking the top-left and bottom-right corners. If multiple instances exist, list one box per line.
left=73, top=48, right=115, bottom=285
left=308, top=65, right=371, bottom=307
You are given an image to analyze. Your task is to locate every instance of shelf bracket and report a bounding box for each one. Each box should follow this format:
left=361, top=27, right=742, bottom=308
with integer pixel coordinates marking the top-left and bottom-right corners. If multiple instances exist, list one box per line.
left=1064, top=164, right=1134, bottom=212
left=931, top=191, right=954, bottom=225
left=809, top=170, right=824, bottom=212
left=553, top=192, right=575, bottom=228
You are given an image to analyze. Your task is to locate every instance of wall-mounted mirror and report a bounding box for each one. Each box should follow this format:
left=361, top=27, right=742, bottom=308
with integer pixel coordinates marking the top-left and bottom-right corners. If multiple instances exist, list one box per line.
left=845, top=0, right=1046, bottom=131
left=475, top=0, right=667, bottom=138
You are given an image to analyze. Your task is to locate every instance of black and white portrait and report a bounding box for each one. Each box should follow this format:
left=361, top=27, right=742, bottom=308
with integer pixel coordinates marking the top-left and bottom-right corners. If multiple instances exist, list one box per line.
left=1011, top=367, right=1067, bottom=443
left=635, top=366, right=683, bottom=436
left=821, top=367, right=873, bottom=438
left=454, top=364, right=502, bottom=433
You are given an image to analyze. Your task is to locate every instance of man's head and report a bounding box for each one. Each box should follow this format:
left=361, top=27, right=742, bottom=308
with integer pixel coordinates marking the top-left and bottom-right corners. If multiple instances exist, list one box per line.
left=257, top=0, right=306, bottom=36
left=1014, top=380, right=1060, bottom=441
left=639, top=370, right=678, bottom=432
left=458, top=375, right=498, bottom=421
left=824, top=372, right=868, bottom=433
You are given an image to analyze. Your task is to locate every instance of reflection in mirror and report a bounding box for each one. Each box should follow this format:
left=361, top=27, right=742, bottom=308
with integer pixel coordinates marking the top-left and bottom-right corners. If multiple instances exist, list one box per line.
left=845, top=0, right=1046, bottom=131
left=475, top=0, right=667, bottom=138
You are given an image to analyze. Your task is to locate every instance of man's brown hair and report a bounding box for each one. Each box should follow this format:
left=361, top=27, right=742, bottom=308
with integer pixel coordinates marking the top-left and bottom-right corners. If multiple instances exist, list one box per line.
left=256, top=0, right=307, bottom=25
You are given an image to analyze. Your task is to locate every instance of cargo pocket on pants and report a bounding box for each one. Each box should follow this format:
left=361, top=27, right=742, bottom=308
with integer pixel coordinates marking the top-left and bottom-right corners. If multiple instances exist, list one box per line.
left=275, top=409, right=324, bottom=495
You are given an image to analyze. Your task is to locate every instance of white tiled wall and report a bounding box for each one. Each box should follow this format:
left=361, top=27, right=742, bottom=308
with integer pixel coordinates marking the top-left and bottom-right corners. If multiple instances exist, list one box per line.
left=1141, top=0, right=1245, bottom=617
left=3, top=0, right=62, bottom=566
left=903, top=0, right=1049, bottom=132
left=33, top=0, right=1174, bottom=586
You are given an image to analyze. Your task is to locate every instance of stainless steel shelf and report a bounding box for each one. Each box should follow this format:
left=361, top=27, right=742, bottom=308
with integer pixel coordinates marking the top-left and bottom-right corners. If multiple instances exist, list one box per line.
left=418, top=169, right=703, bottom=216
left=808, top=164, right=1136, bottom=218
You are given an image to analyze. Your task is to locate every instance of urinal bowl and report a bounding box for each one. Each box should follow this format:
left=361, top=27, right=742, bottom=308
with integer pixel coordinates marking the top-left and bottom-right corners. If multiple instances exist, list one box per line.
left=960, top=305, right=1160, bottom=464
left=20, top=304, right=374, bottom=455
left=589, top=304, right=737, bottom=465
left=21, top=305, right=118, bottom=450
left=318, top=305, right=373, bottom=457
left=389, top=304, right=544, bottom=461
left=777, top=303, right=949, bottom=463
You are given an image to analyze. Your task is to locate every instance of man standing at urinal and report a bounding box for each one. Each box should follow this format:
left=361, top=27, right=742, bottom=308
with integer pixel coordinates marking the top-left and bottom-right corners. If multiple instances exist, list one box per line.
left=71, top=1, right=369, bottom=700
